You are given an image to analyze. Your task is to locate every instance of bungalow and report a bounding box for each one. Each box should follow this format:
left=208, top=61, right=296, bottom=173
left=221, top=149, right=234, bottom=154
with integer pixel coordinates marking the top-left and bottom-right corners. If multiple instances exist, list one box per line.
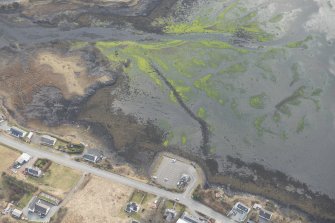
left=164, top=209, right=177, bottom=222
left=29, top=198, right=51, bottom=218
left=125, top=202, right=139, bottom=213
left=26, top=166, right=42, bottom=177
left=83, top=149, right=103, bottom=163
left=40, top=135, right=57, bottom=147
left=26, top=131, right=34, bottom=142
left=11, top=209, right=22, bottom=219
left=13, top=153, right=31, bottom=168
left=176, top=213, right=201, bottom=223
left=9, top=127, right=27, bottom=138
left=228, top=202, right=251, bottom=223
left=259, top=208, right=272, bottom=222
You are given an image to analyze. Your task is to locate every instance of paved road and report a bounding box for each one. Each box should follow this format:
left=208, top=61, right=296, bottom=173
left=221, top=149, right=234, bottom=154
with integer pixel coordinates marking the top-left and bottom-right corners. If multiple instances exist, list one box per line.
left=0, top=134, right=234, bottom=223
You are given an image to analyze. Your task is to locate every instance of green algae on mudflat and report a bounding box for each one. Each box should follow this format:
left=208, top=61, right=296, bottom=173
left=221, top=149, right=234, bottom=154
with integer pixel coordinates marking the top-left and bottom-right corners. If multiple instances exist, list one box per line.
left=269, top=14, right=284, bottom=23
left=220, top=62, right=248, bottom=76
left=157, top=1, right=273, bottom=42
left=193, top=74, right=224, bottom=105
left=272, top=112, right=281, bottom=123
left=296, top=115, right=306, bottom=134
left=231, top=98, right=242, bottom=118
left=135, top=56, right=162, bottom=87
left=249, top=93, right=266, bottom=109
left=286, top=36, right=313, bottom=49
left=197, top=107, right=207, bottom=119
left=290, top=63, right=300, bottom=86
left=168, top=79, right=192, bottom=101
left=181, top=134, right=187, bottom=145
left=254, top=115, right=267, bottom=136
left=163, top=139, right=169, bottom=147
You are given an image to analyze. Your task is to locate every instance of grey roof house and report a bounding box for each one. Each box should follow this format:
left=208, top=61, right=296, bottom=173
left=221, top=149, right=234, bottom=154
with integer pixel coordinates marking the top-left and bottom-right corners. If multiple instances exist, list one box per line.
left=28, top=197, right=52, bottom=218
left=228, top=202, right=251, bottom=223
left=40, top=135, right=57, bottom=147
left=9, top=127, right=27, bottom=138
left=259, top=208, right=272, bottom=222
left=11, top=209, right=22, bottom=219
left=26, top=166, right=42, bottom=177
left=83, top=149, right=103, bottom=163
left=125, top=202, right=139, bottom=213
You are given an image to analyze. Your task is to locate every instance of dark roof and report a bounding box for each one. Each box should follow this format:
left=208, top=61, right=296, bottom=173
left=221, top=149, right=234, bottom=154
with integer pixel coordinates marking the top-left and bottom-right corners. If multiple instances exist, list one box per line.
left=83, top=154, right=97, bottom=162
left=35, top=200, right=51, bottom=215
left=27, top=168, right=40, bottom=176
left=28, top=197, right=38, bottom=211
left=183, top=216, right=199, bottom=223
left=10, top=128, right=24, bottom=137
left=86, top=149, right=103, bottom=157
left=126, top=203, right=138, bottom=213
left=41, top=135, right=56, bottom=146
left=237, top=203, right=249, bottom=213
left=259, top=209, right=272, bottom=220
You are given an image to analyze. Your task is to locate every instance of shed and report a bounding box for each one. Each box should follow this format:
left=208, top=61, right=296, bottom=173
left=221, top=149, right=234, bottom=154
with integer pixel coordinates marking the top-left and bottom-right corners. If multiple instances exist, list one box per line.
left=11, top=209, right=22, bottom=219
left=27, top=132, right=34, bottom=140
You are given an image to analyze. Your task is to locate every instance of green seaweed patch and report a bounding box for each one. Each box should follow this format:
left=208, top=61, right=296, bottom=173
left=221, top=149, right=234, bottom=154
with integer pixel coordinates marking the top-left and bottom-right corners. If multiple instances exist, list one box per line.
left=168, top=79, right=192, bottom=101
left=181, top=134, right=187, bottom=145
left=193, top=74, right=224, bottom=104
left=296, top=115, right=306, bottom=133
left=169, top=91, right=177, bottom=103
left=197, top=107, right=207, bottom=118
left=199, top=40, right=249, bottom=54
left=249, top=93, right=266, bottom=109
left=163, top=131, right=175, bottom=147
left=218, top=1, right=240, bottom=20
left=260, top=48, right=286, bottom=60
left=272, top=112, right=281, bottom=123
left=290, top=63, right=300, bottom=86
left=254, top=115, right=267, bottom=136
left=286, top=36, right=313, bottom=49
left=163, top=19, right=212, bottom=34
left=221, top=62, right=247, bottom=76
left=269, top=14, right=284, bottom=23
left=163, top=140, right=169, bottom=147
left=311, top=88, right=322, bottom=97
left=231, top=98, right=242, bottom=118
left=135, top=56, right=162, bottom=87
left=280, top=131, right=288, bottom=141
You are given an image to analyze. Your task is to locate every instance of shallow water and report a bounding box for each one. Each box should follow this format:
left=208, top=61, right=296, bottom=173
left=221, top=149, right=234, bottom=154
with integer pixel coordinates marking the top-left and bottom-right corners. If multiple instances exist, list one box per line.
left=1, top=0, right=335, bottom=199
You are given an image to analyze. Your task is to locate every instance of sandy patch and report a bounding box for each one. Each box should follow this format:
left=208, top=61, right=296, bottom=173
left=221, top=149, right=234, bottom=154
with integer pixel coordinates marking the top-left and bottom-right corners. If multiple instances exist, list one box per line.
left=36, top=52, right=109, bottom=97
left=62, top=176, right=133, bottom=223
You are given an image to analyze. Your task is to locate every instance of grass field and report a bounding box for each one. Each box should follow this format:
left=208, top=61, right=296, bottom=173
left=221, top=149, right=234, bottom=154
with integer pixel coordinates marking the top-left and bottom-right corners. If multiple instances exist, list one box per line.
left=0, top=145, right=19, bottom=172
left=28, top=163, right=81, bottom=197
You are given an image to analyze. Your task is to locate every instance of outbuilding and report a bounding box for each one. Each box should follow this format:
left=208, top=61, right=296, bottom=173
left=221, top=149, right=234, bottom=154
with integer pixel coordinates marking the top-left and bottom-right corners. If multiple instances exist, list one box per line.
left=11, top=209, right=22, bottom=219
